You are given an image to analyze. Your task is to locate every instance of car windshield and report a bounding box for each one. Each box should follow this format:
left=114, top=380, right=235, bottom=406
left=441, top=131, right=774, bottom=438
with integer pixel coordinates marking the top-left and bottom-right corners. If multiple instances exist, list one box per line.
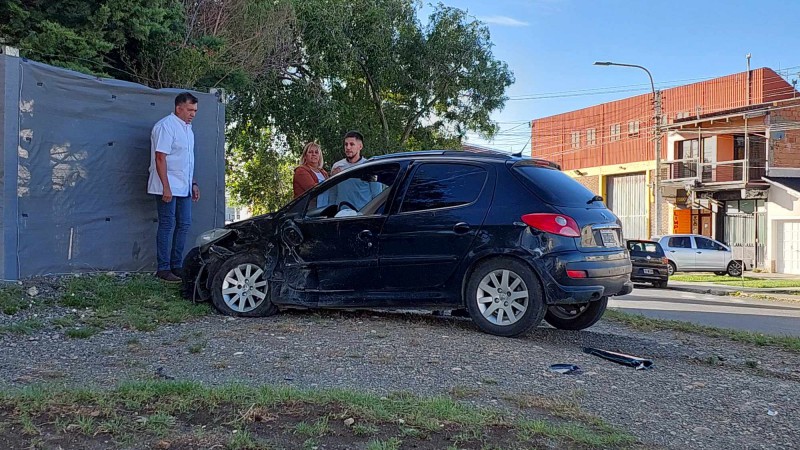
left=512, top=164, right=601, bottom=207
left=627, top=241, right=664, bottom=256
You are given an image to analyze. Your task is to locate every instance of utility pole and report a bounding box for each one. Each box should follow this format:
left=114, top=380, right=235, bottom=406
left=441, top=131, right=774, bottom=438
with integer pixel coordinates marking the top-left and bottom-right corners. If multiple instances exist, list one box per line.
left=654, top=89, right=663, bottom=236
left=594, top=61, right=662, bottom=236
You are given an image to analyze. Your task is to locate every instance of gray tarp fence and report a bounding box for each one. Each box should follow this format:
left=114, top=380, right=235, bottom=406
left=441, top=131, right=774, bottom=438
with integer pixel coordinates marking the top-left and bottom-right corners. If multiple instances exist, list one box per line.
left=0, top=51, right=225, bottom=279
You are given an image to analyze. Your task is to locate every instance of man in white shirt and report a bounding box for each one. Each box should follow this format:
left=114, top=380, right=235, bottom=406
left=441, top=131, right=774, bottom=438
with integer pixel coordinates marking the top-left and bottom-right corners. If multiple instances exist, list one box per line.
left=329, top=130, right=381, bottom=210
left=148, top=92, right=200, bottom=283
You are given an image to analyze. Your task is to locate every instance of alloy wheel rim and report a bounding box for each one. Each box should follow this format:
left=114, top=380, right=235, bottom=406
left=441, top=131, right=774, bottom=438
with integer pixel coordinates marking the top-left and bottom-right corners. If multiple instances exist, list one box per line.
left=221, top=263, right=268, bottom=313
left=476, top=269, right=529, bottom=326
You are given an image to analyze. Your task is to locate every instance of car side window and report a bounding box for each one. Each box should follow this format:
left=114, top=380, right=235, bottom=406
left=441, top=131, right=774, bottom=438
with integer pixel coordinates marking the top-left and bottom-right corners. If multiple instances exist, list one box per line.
left=400, top=163, right=487, bottom=213
left=668, top=236, right=692, bottom=249
left=304, top=163, right=400, bottom=219
left=696, top=237, right=724, bottom=251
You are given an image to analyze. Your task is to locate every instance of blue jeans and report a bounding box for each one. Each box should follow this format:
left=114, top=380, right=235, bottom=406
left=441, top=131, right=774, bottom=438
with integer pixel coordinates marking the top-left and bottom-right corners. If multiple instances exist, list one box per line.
left=155, top=195, right=192, bottom=271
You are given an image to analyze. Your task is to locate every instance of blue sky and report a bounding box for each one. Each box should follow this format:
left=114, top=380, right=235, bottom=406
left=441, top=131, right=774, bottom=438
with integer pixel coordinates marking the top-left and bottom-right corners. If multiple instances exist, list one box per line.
left=426, top=0, right=800, bottom=153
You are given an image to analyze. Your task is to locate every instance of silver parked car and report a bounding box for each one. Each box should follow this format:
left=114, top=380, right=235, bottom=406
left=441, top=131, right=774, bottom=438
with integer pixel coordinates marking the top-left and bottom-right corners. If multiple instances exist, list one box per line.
left=654, top=234, right=748, bottom=277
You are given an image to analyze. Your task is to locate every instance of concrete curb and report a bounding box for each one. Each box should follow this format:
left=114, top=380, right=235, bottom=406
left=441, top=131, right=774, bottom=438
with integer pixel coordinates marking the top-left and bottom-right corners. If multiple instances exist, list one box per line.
left=666, top=285, right=739, bottom=297
left=665, top=284, right=800, bottom=297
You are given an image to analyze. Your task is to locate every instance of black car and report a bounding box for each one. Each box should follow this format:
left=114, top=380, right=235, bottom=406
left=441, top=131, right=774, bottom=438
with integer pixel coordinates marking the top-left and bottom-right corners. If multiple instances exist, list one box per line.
left=183, top=150, right=633, bottom=337
left=626, top=239, right=669, bottom=288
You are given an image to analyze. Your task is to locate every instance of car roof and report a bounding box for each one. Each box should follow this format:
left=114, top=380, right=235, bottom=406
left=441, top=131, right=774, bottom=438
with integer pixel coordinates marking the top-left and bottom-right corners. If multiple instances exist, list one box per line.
left=369, top=150, right=561, bottom=170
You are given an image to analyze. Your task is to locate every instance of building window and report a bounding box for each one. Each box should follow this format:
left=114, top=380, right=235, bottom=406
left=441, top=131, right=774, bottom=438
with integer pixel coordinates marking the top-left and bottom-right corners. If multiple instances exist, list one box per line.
left=610, top=123, right=621, bottom=142
left=586, top=128, right=596, bottom=146
left=571, top=131, right=580, bottom=149
left=628, top=120, right=640, bottom=136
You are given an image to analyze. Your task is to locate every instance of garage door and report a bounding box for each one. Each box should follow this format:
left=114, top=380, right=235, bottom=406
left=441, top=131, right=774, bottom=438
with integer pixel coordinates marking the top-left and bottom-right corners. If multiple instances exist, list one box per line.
left=778, top=221, right=800, bottom=274
left=606, top=173, right=647, bottom=240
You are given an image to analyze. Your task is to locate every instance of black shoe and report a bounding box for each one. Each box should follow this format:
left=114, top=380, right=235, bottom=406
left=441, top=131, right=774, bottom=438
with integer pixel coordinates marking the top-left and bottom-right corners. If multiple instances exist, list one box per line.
left=156, top=270, right=181, bottom=283
left=171, top=267, right=183, bottom=279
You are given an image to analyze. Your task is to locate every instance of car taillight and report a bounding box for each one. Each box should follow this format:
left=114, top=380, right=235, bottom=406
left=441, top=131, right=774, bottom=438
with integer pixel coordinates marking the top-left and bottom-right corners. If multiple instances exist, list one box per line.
left=566, top=270, right=587, bottom=278
left=662, top=257, right=669, bottom=264
left=521, top=213, right=580, bottom=237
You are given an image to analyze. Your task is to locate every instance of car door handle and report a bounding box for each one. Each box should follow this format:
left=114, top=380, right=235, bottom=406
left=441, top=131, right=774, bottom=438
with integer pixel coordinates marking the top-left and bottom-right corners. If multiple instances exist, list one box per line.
left=669, top=250, right=676, bottom=253
left=453, top=222, right=470, bottom=234
left=357, top=230, right=375, bottom=248
left=696, top=251, right=702, bottom=254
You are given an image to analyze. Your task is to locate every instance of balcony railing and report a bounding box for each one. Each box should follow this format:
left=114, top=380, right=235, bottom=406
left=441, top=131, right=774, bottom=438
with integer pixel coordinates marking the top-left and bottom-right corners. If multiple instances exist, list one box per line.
left=662, top=158, right=766, bottom=185
left=662, top=158, right=698, bottom=183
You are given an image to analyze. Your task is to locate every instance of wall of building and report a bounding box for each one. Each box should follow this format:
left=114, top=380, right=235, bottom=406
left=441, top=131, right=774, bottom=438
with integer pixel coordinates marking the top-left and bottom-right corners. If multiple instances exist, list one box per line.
left=765, top=186, right=800, bottom=272
left=768, top=100, right=800, bottom=171
left=531, top=68, right=794, bottom=172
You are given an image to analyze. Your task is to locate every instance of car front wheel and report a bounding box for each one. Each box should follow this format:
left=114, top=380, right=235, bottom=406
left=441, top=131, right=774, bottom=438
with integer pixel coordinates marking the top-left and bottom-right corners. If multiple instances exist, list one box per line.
left=727, top=260, right=743, bottom=277
left=544, top=297, right=608, bottom=330
left=465, top=258, right=546, bottom=337
left=211, top=253, right=277, bottom=317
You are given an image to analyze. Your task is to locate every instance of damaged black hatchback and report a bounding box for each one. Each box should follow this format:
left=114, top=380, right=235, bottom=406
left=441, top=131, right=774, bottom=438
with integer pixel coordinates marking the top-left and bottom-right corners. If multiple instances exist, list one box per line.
left=182, top=151, right=632, bottom=337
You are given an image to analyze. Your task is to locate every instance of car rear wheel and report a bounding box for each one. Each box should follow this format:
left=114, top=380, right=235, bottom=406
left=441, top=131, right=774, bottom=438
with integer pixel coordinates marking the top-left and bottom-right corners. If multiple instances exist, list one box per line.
left=667, top=261, right=677, bottom=276
left=544, top=297, right=608, bottom=330
left=465, top=258, right=545, bottom=337
left=211, top=253, right=277, bottom=317
left=727, top=260, right=743, bottom=277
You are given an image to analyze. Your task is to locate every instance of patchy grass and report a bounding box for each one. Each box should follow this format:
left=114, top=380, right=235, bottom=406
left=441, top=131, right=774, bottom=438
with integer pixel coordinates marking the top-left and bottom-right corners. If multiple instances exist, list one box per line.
left=605, top=309, right=800, bottom=352
left=65, top=327, right=100, bottom=339
left=59, top=274, right=212, bottom=332
left=0, top=381, right=640, bottom=450
left=0, top=285, right=30, bottom=315
left=0, top=318, right=44, bottom=335
left=670, top=274, right=800, bottom=288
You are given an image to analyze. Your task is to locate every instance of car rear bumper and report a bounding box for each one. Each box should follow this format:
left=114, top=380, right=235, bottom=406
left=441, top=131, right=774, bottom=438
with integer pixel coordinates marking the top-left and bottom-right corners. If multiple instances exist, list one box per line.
left=630, top=265, right=669, bottom=283
left=528, top=251, right=633, bottom=305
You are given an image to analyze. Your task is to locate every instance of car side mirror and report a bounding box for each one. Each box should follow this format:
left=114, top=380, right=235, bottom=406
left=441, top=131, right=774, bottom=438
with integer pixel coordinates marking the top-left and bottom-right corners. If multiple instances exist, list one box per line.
left=280, top=221, right=304, bottom=247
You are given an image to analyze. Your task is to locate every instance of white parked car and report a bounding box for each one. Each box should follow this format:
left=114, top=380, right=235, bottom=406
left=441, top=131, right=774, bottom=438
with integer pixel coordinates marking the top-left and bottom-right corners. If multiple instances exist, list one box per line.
left=653, top=234, right=749, bottom=277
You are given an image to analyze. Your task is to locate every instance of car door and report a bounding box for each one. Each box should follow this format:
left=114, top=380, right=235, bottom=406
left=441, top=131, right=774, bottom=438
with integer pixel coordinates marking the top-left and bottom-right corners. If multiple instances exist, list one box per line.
left=379, top=161, right=493, bottom=290
left=694, top=236, right=728, bottom=271
left=280, top=162, right=402, bottom=294
left=664, top=236, right=695, bottom=270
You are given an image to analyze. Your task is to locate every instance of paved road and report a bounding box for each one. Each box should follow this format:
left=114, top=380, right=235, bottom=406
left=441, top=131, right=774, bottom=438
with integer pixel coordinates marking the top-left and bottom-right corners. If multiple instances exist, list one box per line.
left=610, top=285, right=800, bottom=336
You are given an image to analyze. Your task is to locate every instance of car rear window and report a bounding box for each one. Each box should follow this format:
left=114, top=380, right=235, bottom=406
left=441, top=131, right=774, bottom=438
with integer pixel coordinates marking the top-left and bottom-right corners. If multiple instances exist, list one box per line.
left=512, top=164, right=599, bottom=207
left=627, top=241, right=665, bottom=256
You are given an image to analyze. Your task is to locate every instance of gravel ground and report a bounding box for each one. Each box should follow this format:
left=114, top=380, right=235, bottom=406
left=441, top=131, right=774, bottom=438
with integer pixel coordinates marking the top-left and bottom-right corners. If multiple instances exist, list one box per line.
left=1, top=300, right=799, bottom=449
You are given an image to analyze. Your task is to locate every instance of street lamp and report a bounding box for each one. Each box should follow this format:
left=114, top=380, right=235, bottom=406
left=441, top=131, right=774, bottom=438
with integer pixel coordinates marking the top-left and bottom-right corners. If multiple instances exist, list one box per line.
left=594, top=61, right=663, bottom=237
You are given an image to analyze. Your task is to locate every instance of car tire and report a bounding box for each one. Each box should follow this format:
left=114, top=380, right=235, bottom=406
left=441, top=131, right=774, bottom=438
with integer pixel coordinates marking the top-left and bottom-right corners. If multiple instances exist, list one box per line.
left=653, top=280, right=668, bottom=289
left=544, top=296, right=608, bottom=331
left=464, top=257, right=546, bottom=337
left=211, top=253, right=277, bottom=317
left=727, top=260, right=743, bottom=277
left=667, top=261, right=677, bottom=276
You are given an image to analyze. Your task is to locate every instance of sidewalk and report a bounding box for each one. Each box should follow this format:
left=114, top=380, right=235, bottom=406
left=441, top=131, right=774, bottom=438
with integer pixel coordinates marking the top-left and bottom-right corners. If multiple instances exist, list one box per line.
left=665, top=271, right=800, bottom=299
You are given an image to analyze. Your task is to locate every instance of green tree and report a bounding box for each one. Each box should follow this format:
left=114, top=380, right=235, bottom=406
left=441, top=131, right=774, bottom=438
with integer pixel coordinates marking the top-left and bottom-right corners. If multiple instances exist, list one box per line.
left=225, top=0, right=513, bottom=212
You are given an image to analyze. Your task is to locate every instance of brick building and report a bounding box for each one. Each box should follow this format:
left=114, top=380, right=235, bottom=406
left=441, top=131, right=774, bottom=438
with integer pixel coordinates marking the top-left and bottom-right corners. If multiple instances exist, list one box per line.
left=530, top=68, right=800, bottom=273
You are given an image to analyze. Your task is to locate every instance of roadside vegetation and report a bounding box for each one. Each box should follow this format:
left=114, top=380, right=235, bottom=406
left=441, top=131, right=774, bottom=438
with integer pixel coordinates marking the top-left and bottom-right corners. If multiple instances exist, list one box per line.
left=604, top=309, right=800, bottom=352
left=0, top=381, right=639, bottom=450
left=0, top=275, right=211, bottom=338
left=670, top=274, right=800, bottom=288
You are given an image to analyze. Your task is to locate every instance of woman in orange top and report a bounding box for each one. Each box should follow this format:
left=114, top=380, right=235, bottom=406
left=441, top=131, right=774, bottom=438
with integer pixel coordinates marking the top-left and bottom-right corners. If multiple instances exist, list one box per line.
left=292, top=141, right=329, bottom=198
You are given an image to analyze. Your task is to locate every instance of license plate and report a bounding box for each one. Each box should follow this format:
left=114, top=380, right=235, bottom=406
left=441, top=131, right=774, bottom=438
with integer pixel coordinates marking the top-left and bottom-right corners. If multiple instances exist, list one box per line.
left=600, top=229, right=618, bottom=247
left=643, top=269, right=654, bottom=274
